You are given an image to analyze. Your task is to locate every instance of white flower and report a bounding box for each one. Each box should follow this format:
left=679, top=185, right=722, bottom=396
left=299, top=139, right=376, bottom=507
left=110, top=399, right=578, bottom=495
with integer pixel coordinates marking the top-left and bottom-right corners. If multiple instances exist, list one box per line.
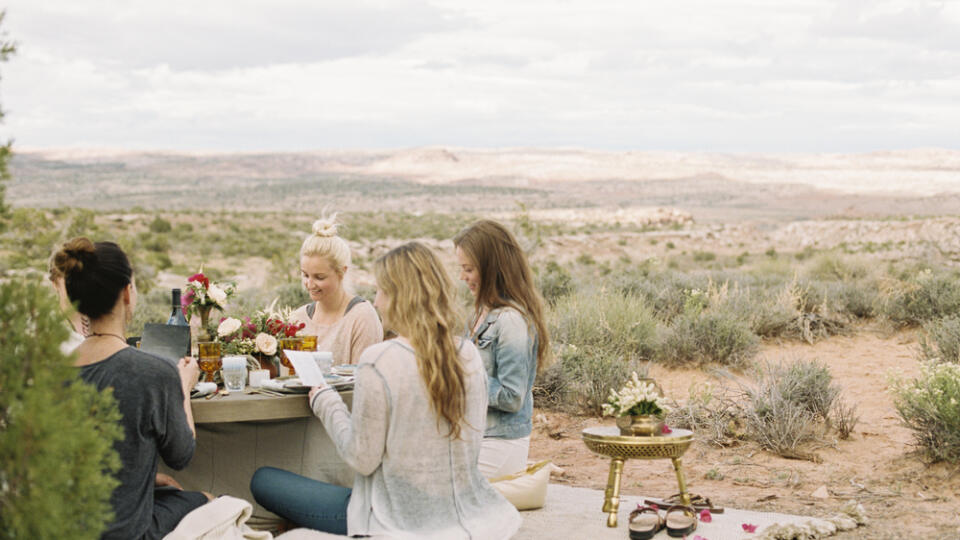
left=208, top=284, right=228, bottom=306
left=255, top=333, right=277, bottom=356
left=217, top=317, right=242, bottom=338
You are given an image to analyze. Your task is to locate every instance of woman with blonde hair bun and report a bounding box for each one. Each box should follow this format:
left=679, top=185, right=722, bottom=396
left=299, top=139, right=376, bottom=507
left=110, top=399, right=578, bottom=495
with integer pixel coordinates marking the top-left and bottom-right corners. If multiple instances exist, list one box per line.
left=289, top=214, right=382, bottom=365
left=251, top=242, right=520, bottom=539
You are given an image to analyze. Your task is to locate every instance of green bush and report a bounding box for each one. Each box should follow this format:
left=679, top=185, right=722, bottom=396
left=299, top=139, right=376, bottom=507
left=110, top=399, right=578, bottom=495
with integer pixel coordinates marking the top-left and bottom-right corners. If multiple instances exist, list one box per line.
left=537, top=260, right=574, bottom=304
left=774, top=359, right=840, bottom=422
left=0, top=281, right=123, bottom=538
left=149, top=216, right=172, bottom=233
left=889, top=362, right=960, bottom=463
left=545, top=347, right=646, bottom=416
left=549, top=289, right=658, bottom=361
left=882, top=268, right=960, bottom=326
left=919, top=315, right=960, bottom=363
left=656, top=307, right=757, bottom=367
left=741, top=361, right=824, bottom=461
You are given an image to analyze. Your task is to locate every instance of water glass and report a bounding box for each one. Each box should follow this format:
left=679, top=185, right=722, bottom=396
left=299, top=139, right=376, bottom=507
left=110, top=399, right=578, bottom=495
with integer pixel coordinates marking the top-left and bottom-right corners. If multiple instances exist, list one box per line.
left=221, top=355, right=247, bottom=391
left=313, top=351, right=333, bottom=375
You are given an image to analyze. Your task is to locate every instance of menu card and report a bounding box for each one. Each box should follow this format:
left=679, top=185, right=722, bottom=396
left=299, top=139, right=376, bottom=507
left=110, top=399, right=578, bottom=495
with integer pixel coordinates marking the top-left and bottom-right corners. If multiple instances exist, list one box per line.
left=283, top=349, right=326, bottom=387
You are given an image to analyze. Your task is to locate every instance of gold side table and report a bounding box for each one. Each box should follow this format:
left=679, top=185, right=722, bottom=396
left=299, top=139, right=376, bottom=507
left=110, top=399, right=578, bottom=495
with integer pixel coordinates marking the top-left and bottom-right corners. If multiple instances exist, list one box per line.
left=582, top=426, right=694, bottom=527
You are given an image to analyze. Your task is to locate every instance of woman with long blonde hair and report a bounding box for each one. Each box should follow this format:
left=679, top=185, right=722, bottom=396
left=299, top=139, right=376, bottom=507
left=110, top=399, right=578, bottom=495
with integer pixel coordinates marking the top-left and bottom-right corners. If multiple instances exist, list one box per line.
left=454, top=219, right=552, bottom=478
left=251, top=242, right=520, bottom=539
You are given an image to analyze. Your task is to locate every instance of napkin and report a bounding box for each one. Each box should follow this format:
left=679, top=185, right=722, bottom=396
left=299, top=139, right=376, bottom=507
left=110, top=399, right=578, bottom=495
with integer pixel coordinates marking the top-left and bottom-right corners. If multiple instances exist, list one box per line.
left=261, top=379, right=287, bottom=392
left=191, top=382, right=217, bottom=397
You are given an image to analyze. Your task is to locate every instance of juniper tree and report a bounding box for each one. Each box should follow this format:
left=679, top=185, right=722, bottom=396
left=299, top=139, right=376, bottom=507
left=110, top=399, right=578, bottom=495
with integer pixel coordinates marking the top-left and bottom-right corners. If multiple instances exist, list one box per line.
left=0, top=11, right=15, bottom=229
left=0, top=281, right=123, bottom=539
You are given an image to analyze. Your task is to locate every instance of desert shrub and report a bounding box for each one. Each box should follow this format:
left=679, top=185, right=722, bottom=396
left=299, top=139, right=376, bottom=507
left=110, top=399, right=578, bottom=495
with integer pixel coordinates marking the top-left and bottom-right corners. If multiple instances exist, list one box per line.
left=0, top=281, right=123, bottom=538
left=656, top=306, right=757, bottom=367
left=665, top=381, right=744, bottom=447
left=831, top=280, right=879, bottom=319
left=271, top=282, right=312, bottom=311
left=919, top=315, right=960, bottom=363
left=128, top=287, right=175, bottom=337
left=149, top=216, right=172, bottom=233
left=741, top=361, right=823, bottom=461
left=549, top=288, right=658, bottom=361
left=537, top=260, right=574, bottom=303
left=774, top=359, right=840, bottom=422
left=545, top=289, right=657, bottom=414
left=547, top=347, right=646, bottom=415
left=832, top=398, right=860, bottom=440
left=881, top=267, right=960, bottom=326
left=806, top=253, right=871, bottom=281
left=889, top=362, right=960, bottom=463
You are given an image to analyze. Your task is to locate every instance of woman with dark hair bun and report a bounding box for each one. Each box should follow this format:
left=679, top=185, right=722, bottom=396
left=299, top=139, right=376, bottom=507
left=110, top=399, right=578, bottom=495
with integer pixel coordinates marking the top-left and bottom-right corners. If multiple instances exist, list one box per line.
left=53, top=237, right=210, bottom=540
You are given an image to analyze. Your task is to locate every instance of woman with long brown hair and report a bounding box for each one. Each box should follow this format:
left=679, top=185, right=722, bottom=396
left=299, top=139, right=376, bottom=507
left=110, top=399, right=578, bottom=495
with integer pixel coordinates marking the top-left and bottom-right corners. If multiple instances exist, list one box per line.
left=454, top=219, right=552, bottom=478
left=250, top=242, right=519, bottom=539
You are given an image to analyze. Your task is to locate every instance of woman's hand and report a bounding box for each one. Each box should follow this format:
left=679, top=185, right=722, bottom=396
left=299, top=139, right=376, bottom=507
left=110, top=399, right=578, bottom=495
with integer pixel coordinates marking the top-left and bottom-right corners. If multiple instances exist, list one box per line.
left=155, top=472, right=183, bottom=490
left=177, top=356, right=200, bottom=396
left=308, top=382, right=329, bottom=403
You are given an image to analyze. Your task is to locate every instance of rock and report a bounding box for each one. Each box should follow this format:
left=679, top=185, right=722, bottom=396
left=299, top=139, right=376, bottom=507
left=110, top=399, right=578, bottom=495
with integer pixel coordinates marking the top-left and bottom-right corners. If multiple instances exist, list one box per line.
left=811, top=485, right=830, bottom=499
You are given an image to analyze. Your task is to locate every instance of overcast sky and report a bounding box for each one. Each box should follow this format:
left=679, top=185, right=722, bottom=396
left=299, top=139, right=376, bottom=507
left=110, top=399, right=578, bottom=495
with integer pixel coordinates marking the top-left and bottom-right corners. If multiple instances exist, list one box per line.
left=1, top=0, right=958, bottom=152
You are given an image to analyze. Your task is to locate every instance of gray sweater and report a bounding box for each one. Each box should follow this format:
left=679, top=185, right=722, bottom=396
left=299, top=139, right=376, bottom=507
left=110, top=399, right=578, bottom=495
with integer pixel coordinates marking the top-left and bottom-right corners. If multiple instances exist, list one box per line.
left=79, top=348, right=196, bottom=539
left=311, top=338, right=521, bottom=539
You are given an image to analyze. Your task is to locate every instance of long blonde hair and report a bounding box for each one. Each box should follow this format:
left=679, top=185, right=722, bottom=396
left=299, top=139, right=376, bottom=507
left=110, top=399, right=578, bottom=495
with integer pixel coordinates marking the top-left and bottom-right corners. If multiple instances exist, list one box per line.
left=454, top=219, right=552, bottom=374
left=374, top=242, right=467, bottom=439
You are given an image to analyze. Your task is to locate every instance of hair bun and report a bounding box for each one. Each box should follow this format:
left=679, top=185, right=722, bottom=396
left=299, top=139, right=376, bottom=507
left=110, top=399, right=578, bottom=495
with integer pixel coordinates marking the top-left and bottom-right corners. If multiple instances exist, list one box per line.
left=312, top=217, right=339, bottom=238
left=54, top=237, right=96, bottom=276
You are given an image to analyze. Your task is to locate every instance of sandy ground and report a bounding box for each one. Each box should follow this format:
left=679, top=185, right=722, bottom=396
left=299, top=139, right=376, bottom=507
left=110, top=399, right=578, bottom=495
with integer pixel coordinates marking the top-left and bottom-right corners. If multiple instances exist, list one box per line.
left=529, top=328, right=960, bottom=539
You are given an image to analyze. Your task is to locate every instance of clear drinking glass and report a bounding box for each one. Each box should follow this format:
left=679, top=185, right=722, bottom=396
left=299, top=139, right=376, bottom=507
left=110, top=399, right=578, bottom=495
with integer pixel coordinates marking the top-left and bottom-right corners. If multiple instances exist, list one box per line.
left=221, top=355, right=247, bottom=391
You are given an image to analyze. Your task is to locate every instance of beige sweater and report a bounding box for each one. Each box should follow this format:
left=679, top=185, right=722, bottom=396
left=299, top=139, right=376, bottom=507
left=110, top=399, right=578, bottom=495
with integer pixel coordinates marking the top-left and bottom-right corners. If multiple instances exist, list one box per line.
left=311, top=338, right=521, bottom=540
left=290, top=299, right=383, bottom=365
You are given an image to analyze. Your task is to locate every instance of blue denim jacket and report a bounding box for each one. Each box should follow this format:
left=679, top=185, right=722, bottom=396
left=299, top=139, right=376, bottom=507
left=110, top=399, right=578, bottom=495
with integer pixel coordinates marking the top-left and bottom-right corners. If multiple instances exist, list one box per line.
left=470, top=307, right=538, bottom=439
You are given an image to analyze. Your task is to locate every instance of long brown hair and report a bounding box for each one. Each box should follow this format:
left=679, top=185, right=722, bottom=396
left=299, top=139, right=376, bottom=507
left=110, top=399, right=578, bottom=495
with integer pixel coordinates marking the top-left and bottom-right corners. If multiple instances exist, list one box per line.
left=374, top=242, right=468, bottom=439
left=453, top=219, right=552, bottom=374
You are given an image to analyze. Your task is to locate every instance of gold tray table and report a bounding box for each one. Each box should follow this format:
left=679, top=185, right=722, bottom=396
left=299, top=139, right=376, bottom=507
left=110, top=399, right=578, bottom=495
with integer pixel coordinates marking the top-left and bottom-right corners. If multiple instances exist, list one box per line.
left=581, top=426, right=694, bottom=527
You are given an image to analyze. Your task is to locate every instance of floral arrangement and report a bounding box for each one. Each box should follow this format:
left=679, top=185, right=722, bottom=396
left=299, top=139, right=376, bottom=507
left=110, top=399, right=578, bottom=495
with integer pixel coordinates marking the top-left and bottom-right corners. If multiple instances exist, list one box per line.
left=216, top=302, right=305, bottom=357
left=602, top=372, right=670, bottom=417
left=182, top=270, right=236, bottom=319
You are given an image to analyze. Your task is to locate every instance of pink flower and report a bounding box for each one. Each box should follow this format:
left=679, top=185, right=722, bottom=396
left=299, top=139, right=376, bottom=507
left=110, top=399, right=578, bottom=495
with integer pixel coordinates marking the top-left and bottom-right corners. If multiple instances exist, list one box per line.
left=698, top=508, right=712, bottom=523
left=661, top=424, right=672, bottom=434
left=742, top=523, right=758, bottom=533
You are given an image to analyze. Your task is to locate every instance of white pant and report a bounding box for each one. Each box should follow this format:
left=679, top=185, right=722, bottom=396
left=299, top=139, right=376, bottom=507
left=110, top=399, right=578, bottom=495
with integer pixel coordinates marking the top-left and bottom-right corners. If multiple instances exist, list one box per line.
left=477, top=436, right=530, bottom=479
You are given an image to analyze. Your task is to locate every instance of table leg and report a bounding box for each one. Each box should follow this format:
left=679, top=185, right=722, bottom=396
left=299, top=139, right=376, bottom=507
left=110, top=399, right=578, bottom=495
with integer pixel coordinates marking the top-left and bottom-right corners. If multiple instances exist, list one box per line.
left=601, top=457, right=625, bottom=527
left=670, top=457, right=691, bottom=506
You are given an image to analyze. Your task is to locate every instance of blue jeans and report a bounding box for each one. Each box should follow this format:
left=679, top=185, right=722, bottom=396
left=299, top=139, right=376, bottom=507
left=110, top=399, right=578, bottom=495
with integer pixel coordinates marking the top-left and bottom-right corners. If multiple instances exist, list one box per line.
left=250, top=467, right=351, bottom=535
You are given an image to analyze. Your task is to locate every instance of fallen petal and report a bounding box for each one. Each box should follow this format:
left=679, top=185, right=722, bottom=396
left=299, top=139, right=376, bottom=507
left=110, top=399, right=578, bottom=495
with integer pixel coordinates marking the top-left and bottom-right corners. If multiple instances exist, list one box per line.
left=699, top=508, right=712, bottom=522
left=742, top=523, right=758, bottom=533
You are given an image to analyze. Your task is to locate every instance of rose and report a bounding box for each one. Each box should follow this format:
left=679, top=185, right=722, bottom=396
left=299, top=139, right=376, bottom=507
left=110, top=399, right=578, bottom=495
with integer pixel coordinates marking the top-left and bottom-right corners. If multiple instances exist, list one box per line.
left=218, top=317, right=242, bottom=338
left=255, top=333, right=278, bottom=356
left=208, top=284, right=228, bottom=306
left=188, top=273, right=210, bottom=289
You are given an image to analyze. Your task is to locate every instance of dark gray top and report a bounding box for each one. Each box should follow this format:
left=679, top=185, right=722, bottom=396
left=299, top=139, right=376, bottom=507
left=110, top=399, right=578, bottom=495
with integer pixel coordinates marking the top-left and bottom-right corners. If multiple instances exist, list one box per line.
left=79, top=348, right=196, bottom=540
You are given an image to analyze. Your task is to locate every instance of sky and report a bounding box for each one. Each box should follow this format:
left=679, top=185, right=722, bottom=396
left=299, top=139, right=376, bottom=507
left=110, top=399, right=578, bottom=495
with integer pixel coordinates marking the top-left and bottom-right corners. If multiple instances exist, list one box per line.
left=1, top=0, right=959, bottom=152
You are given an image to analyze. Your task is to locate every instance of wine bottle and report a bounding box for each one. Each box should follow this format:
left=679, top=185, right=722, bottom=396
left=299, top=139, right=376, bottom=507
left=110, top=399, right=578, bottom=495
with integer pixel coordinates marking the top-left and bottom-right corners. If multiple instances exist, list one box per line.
left=167, top=288, right=189, bottom=326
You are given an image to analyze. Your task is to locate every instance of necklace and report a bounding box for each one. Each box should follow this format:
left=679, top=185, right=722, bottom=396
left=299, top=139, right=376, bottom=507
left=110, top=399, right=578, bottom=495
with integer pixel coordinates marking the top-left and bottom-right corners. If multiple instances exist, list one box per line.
left=87, top=332, right=127, bottom=343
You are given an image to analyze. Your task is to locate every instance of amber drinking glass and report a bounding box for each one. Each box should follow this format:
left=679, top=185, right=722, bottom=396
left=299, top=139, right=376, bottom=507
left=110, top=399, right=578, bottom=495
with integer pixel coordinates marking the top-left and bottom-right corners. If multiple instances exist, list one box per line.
left=300, top=334, right=318, bottom=352
left=197, top=341, right=222, bottom=383
left=278, top=337, right=303, bottom=375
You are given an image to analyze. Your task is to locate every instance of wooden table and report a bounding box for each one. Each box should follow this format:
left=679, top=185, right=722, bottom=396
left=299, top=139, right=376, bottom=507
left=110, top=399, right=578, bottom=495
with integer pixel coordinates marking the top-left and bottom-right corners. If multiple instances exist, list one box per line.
left=581, top=426, right=694, bottom=527
left=162, top=387, right=354, bottom=522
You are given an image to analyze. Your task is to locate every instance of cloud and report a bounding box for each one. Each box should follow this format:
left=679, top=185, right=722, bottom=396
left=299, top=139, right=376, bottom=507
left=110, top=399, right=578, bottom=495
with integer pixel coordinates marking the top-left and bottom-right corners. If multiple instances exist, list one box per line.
left=6, top=0, right=469, bottom=70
